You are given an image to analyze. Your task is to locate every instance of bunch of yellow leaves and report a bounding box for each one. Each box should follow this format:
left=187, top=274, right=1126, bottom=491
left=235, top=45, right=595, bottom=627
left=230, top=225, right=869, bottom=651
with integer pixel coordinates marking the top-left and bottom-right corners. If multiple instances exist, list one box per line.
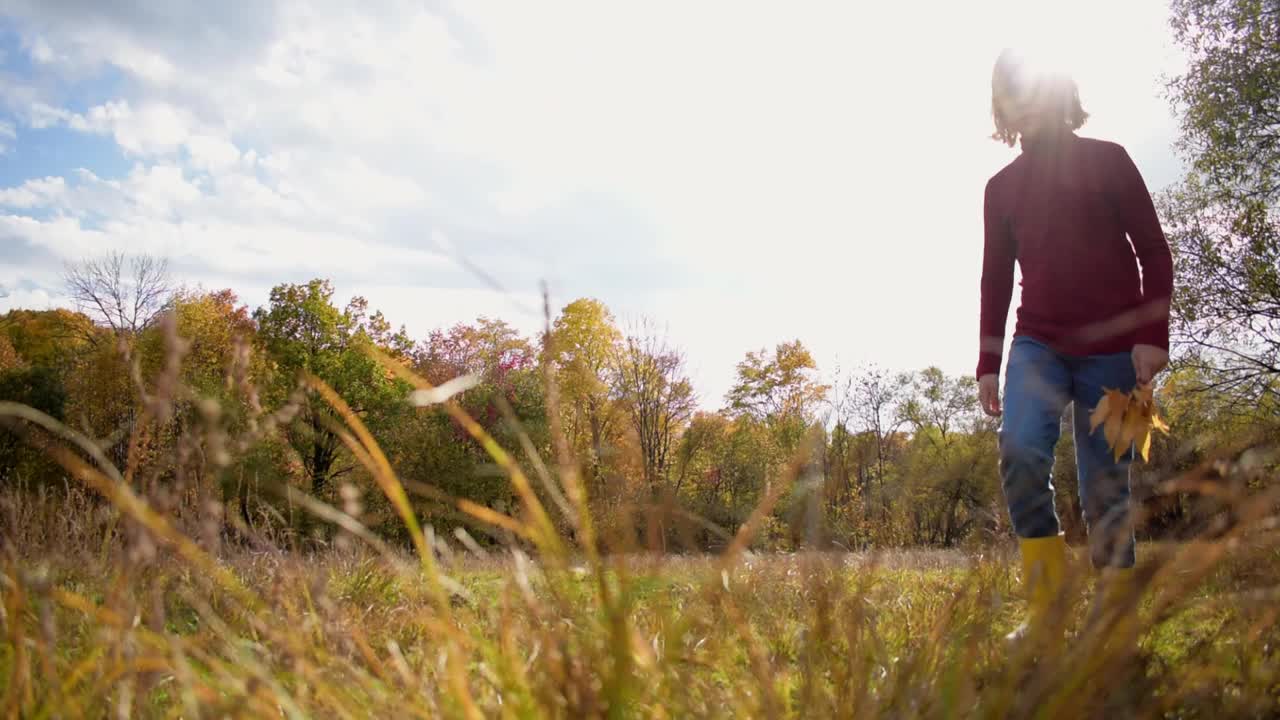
left=1089, top=384, right=1171, bottom=463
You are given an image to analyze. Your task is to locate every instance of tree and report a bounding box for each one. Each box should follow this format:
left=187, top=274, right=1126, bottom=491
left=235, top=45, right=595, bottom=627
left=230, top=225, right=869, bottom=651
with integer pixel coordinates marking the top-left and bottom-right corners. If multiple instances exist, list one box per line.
left=1163, top=0, right=1280, bottom=405
left=383, top=318, right=550, bottom=533
left=0, top=309, right=98, bottom=369
left=254, top=279, right=409, bottom=496
left=0, top=335, right=20, bottom=373
left=845, top=365, right=911, bottom=516
left=129, top=289, right=280, bottom=515
left=726, top=340, right=829, bottom=425
left=674, top=412, right=776, bottom=544
left=672, top=411, right=729, bottom=498
left=900, top=367, right=978, bottom=442
left=550, top=299, right=623, bottom=485
left=417, top=317, right=535, bottom=384
left=898, top=368, right=998, bottom=546
left=0, top=363, right=68, bottom=483
left=63, top=336, right=136, bottom=469
left=137, top=290, right=258, bottom=398
left=345, top=296, right=415, bottom=363
left=1169, top=0, right=1280, bottom=205
left=64, top=251, right=174, bottom=337
left=1, top=308, right=107, bottom=481
left=612, top=321, right=696, bottom=491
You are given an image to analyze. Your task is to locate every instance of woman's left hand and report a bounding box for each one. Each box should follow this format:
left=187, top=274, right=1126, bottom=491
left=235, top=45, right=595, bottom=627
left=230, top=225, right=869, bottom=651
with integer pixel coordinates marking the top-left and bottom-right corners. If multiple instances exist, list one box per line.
left=1132, top=344, right=1169, bottom=386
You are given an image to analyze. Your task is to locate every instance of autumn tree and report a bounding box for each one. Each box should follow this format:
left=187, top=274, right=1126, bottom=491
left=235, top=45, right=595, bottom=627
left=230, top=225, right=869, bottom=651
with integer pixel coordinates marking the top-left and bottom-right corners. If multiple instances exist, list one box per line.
left=673, top=411, right=777, bottom=546
left=725, top=339, right=830, bottom=481
left=0, top=309, right=108, bottom=481
left=549, top=298, right=623, bottom=486
left=672, top=411, right=728, bottom=498
left=138, top=290, right=258, bottom=399
left=129, top=289, right=287, bottom=521
left=0, top=309, right=98, bottom=370
left=416, top=317, right=535, bottom=384
left=727, top=340, right=829, bottom=424
left=0, top=335, right=20, bottom=373
left=388, top=317, right=549, bottom=529
left=612, top=321, right=696, bottom=491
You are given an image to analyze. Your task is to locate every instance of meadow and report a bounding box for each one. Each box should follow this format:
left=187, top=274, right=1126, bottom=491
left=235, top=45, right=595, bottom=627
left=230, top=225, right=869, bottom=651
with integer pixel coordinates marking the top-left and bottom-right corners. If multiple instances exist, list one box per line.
left=3, top=371, right=1280, bottom=719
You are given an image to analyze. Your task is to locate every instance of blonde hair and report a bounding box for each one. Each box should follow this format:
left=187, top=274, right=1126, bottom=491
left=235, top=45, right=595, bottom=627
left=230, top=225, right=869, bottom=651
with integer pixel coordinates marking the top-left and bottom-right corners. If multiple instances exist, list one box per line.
left=991, top=48, right=1089, bottom=146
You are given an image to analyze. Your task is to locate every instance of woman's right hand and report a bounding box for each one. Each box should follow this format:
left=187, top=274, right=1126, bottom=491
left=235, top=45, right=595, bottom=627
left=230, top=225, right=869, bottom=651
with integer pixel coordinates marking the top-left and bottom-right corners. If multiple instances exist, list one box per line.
left=978, top=374, right=1002, bottom=417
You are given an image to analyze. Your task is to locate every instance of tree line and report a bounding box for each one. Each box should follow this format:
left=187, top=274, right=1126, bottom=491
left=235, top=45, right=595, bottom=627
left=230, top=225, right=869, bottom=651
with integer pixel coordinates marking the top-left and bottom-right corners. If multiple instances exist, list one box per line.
left=0, top=250, right=1267, bottom=553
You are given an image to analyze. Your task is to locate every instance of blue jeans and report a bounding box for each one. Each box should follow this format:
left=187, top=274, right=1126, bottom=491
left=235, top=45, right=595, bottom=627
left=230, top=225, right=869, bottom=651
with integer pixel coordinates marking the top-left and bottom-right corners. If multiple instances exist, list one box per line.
left=1000, top=336, right=1137, bottom=568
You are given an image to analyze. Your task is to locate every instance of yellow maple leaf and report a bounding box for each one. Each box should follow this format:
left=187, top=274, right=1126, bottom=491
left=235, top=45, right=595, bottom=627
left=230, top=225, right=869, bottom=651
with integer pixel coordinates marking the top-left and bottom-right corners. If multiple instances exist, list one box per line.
left=1088, top=391, right=1113, bottom=433
left=1141, top=422, right=1162, bottom=461
left=1090, top=383, right=1170, bottom=463
left=1101, top=389, right=1128, bottom=450
left=1115, top=400, right=1147, bottom=462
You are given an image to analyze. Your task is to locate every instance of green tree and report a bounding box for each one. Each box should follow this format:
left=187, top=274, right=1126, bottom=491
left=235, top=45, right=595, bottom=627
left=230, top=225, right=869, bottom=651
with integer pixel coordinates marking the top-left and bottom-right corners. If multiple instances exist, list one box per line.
left=898, top=369, right=998, bottom=546
left=1163, top=0, right=1280, bottom=404
left=0, top=364, right=69, bottom=483
left=254, top=279, right=410, bottom=497
left=899, top=426, right=999, bottom=546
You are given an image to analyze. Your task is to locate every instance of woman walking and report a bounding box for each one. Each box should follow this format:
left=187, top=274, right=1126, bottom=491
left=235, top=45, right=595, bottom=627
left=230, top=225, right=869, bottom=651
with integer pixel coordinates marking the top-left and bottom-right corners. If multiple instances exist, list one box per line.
left=977, top=49, right=1173, bottom=641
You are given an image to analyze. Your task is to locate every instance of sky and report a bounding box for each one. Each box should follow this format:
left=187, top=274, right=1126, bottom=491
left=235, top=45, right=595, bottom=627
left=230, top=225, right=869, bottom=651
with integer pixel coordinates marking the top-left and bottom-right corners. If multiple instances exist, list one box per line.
left=0, top=0, right=1185, bottom=408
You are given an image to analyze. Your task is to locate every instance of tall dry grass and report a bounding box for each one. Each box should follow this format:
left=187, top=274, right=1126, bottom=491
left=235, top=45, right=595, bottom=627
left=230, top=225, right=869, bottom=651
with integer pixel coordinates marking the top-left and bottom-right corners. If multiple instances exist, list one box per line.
left=2, top=315, right=1280, bottom=718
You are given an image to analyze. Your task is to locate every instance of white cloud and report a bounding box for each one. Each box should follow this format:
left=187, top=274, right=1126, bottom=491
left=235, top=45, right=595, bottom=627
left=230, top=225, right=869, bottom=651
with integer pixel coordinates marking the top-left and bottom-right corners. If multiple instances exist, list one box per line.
left=0, top=0, right=1186, bottom=403
left=27, top=102, right=71, bottom=129
left=185, top=134, right=240, bottom=172
left=62, top=100, right=194, bottom=156
left=0, top=164, right=451, bottom=284
left=28, top=35, right=55, bottom=64
left=0, top=176, right=66, bottom=209
left=0, top=287, right=57, bottom=315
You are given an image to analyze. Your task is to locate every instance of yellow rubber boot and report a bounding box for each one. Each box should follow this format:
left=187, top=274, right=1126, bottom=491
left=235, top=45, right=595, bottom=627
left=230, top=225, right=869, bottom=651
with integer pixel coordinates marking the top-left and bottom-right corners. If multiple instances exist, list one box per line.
left=1094, top=567, right=1140, bottom=654
left=1006, top=534, right=1068, bottom=646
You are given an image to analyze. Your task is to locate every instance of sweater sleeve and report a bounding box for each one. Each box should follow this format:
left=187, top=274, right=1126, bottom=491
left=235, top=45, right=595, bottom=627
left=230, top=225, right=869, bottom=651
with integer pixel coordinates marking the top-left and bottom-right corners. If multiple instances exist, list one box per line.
left=1112, top=146, right=1174, bottom=350
left=977, top=177, right=1015, bottom=380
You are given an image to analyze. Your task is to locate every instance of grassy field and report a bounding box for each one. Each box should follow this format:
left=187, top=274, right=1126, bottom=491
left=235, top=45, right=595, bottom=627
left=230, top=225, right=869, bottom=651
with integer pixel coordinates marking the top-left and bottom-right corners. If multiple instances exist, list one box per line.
left=5, top=485, right=1280, bottom=720
left=3, top=364, right=1280, bottom=718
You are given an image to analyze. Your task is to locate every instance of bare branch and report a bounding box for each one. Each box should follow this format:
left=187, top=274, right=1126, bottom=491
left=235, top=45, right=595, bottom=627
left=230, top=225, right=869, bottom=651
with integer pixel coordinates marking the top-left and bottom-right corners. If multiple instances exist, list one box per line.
left=63, top=251, right=174, bottom=336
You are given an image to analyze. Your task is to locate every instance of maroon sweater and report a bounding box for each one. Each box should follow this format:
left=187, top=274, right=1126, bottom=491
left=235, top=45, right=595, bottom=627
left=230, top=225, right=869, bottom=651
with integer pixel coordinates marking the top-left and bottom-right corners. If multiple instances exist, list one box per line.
left=977, top=131, right=1173, bottom=379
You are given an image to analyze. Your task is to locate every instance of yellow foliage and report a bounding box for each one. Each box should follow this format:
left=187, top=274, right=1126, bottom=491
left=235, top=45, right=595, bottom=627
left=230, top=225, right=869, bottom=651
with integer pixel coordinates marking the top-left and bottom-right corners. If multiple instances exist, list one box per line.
left=1088, top=383, right=1170, bottom=462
